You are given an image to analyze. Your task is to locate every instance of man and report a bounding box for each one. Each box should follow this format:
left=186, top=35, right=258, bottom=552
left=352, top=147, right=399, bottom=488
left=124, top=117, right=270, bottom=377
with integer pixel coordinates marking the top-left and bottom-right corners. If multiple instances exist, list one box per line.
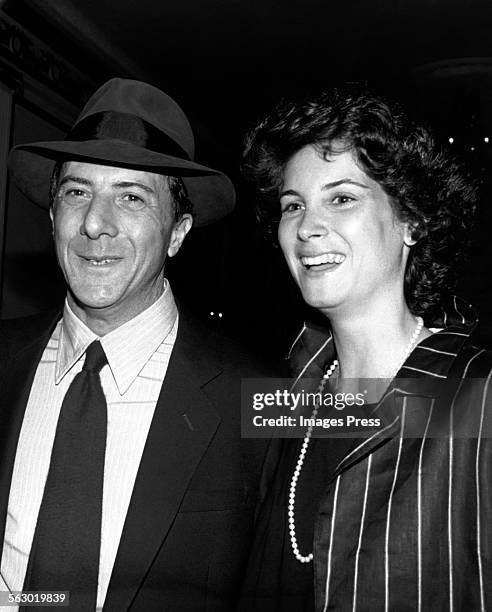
left=0, top=78, right=273, bottom=611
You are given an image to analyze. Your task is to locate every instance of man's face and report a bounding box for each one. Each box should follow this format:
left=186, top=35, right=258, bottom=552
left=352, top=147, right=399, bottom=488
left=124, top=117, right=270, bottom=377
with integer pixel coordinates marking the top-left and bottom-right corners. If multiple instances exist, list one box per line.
left=50, top=161, right=192, bottom=327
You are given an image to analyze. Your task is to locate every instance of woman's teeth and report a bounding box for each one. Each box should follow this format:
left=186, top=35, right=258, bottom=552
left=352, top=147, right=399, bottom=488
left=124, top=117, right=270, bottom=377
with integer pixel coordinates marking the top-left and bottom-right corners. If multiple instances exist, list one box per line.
left=301, top=253, right=345, bottom=267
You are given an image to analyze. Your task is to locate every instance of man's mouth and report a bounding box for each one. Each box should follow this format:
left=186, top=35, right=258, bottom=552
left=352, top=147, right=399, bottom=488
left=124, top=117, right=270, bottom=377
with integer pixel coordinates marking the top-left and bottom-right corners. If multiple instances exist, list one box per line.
left=81, top=256, right=122, bottom=266
left=300, top=252, right=346, bottom=269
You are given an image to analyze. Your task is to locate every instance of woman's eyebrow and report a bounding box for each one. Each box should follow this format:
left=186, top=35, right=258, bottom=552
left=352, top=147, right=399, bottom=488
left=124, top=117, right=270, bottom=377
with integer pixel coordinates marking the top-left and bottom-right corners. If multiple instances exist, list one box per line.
left=280, top=179, right=369, bottom=198
left=320, top=178, right=369, bottom=190
left=280, top=189, right=301, bottom=198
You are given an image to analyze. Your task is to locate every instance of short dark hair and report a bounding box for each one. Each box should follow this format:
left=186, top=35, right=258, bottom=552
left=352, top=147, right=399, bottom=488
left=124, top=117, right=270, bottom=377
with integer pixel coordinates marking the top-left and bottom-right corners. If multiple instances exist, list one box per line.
left=166, top=175, right=194, bottom=220
left=49, top=161, right=194, bottom=221
left=242, top=85, right=477, bottom=321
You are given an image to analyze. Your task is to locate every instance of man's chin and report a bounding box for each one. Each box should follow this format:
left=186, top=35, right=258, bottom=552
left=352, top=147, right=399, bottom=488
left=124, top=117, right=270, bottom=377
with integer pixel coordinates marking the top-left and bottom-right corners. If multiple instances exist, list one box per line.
left=67, top=289, right=123, bottom=314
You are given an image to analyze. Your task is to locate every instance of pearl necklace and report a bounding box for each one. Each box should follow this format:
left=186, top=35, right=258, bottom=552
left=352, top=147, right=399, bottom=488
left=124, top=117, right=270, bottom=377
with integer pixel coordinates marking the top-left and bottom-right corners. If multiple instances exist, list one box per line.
left=288, top=316, right=424, bottom=563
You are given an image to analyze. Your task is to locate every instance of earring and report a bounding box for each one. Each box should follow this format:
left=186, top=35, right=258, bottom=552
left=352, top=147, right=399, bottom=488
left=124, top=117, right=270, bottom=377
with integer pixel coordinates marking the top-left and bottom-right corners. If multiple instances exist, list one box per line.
left=405, top=220, right=424, bottom=246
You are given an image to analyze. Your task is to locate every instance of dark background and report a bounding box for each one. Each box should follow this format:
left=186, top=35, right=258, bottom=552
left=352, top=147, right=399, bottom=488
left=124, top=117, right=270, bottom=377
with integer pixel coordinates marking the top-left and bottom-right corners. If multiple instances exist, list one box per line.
left=0, top=0, right=491, bottom=357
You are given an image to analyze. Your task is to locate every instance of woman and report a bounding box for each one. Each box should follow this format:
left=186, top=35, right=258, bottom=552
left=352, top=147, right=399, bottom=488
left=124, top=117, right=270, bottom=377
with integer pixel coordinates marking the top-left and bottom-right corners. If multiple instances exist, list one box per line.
left=239, top=86, right=492, bottom=611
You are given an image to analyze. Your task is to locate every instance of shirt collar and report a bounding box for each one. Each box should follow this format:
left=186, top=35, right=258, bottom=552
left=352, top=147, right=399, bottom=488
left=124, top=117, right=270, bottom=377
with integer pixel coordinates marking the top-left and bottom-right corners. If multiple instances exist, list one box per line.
left=56, top=280, right=178, bottom=394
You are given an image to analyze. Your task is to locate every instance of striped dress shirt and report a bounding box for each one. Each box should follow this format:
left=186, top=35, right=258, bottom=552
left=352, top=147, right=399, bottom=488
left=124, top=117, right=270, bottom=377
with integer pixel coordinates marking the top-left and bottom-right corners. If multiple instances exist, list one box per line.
left=0, top=281, right=178, bottom=612
left=285, top=296, right=492, bottom=611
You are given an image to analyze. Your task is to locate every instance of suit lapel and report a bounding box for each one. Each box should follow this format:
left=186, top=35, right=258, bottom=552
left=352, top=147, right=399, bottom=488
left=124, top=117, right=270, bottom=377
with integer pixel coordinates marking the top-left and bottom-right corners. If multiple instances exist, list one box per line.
left=104, top=316, right=222, bottom=612
left=0, top=314, right=60, bottom=546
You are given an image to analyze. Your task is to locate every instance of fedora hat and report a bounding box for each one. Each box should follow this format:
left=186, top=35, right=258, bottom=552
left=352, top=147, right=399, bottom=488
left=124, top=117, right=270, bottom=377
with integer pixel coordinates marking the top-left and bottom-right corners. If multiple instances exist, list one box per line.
left=8, top=78, right=235, bottom=227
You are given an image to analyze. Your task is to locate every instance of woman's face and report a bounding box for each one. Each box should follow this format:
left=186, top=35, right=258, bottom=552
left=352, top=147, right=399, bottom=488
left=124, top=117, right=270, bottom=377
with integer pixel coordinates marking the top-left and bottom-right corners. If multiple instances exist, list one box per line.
left=278, top=145, right=413, bottom=316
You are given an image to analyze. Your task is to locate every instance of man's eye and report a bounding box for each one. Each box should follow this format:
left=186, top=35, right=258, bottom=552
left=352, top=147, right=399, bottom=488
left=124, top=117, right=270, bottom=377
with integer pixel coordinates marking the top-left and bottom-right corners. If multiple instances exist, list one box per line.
left=281, top=202, right=304, bottom=214
left=118, top=194, right=147, bottom=210
left=57, top=188, right=88, bottom=202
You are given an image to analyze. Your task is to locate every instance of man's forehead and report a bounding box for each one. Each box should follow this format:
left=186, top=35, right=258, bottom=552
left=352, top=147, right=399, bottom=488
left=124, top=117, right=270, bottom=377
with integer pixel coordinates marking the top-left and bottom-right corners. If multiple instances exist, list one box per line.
left=59, top=161, right=169, bottom=189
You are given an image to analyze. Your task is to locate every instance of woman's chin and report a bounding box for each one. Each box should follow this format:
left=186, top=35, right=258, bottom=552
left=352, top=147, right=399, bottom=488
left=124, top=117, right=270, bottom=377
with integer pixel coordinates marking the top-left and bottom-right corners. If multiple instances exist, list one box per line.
left=299, top=290, right=343, bottom=312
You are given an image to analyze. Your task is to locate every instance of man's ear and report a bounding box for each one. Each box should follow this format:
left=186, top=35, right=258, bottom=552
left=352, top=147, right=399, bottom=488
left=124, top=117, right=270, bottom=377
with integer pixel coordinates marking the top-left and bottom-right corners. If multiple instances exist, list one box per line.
left=168, top=214, right=193, bottom=257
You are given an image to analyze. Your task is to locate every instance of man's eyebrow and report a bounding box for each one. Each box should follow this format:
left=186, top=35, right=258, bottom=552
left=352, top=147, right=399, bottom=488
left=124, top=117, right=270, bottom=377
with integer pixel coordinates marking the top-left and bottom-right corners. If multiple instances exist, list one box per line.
left=57, top=177, right=156, bottom=194
left=113, top=181, right=155, bottom=194
left=280, top=178, right=369, bottom=198
left=58, top=175, right=92, bottom=187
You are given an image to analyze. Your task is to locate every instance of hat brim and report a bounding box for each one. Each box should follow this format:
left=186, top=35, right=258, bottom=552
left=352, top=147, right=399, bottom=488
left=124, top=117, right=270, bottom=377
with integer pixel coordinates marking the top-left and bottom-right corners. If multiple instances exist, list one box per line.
left=8, top=140, right=236, bottom=227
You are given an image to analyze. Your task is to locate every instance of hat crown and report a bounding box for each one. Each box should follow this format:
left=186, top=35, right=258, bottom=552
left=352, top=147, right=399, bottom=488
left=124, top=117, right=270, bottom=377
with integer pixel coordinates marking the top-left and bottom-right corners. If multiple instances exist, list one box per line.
left=74, top=78, right=195, bottom=160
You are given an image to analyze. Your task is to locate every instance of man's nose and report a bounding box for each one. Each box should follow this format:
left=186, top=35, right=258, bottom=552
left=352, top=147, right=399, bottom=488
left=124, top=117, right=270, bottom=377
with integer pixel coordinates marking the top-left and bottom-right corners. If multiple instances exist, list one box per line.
left=80, top=194, right=118, bottom=239
left=297, top=207, right=329, bottom=241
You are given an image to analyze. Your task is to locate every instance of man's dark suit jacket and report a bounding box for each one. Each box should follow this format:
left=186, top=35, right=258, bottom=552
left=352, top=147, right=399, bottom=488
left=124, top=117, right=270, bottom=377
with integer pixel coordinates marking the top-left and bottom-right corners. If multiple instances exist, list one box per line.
left=0, top=309, right=276, bottom=611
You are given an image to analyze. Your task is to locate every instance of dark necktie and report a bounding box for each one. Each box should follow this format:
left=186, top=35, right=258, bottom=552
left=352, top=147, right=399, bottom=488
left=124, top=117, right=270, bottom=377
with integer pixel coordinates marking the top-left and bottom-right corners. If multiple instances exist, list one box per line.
left=22, top=340, right=108, bottom=611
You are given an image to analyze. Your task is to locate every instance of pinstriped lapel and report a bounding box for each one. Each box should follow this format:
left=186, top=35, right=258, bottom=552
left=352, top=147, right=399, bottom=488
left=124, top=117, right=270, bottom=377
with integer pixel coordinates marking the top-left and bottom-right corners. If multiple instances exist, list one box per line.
left=329, top=387, right=404, bottom=480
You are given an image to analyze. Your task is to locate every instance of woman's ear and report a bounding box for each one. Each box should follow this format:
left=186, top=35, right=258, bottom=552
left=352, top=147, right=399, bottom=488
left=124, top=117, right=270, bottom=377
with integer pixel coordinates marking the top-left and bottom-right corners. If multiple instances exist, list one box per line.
left=404, top=225, right=417, bottom=247
left=404, top=220, right=424, bottom=247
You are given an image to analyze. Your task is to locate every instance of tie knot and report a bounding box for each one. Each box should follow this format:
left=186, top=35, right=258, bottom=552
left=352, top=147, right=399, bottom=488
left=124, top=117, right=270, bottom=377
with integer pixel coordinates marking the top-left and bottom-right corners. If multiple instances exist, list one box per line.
left=82, top=341, right=107, bottom=374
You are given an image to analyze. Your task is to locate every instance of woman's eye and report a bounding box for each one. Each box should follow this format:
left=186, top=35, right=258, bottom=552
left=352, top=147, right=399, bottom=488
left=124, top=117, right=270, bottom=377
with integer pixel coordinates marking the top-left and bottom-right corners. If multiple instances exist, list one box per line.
left=281, top=201, right=304, bottom=214
left=331, top=195, right=355, bottom=206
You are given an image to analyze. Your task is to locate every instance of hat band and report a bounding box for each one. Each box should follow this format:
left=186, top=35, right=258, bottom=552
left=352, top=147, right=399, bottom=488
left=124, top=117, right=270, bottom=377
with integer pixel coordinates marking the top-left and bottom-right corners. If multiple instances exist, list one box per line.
left=67, top=111, right=191, bottom=160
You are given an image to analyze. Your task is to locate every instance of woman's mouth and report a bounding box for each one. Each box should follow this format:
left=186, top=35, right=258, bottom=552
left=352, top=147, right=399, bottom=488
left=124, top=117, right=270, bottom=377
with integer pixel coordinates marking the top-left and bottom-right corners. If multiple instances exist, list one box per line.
left=300, top=252, right=346, bottom=269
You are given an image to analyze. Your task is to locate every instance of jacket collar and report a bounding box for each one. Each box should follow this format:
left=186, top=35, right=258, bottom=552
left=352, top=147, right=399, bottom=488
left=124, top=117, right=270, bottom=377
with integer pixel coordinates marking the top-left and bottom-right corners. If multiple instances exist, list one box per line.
left=288, top=296, right=478, bottom=394
left=287, top=297, right=478, bottom=476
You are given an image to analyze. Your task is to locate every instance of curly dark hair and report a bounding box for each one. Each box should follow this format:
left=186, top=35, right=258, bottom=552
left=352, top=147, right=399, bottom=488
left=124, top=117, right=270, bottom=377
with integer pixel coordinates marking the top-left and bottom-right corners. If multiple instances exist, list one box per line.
left=242, top=85, right=477, bottom=321
left=49, top=160, right=194, bottom=221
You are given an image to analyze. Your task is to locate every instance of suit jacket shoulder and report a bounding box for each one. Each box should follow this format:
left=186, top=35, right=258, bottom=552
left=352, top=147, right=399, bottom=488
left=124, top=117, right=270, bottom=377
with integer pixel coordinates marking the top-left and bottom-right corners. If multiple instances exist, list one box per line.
left=0, top=309, right=61, bottom=364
